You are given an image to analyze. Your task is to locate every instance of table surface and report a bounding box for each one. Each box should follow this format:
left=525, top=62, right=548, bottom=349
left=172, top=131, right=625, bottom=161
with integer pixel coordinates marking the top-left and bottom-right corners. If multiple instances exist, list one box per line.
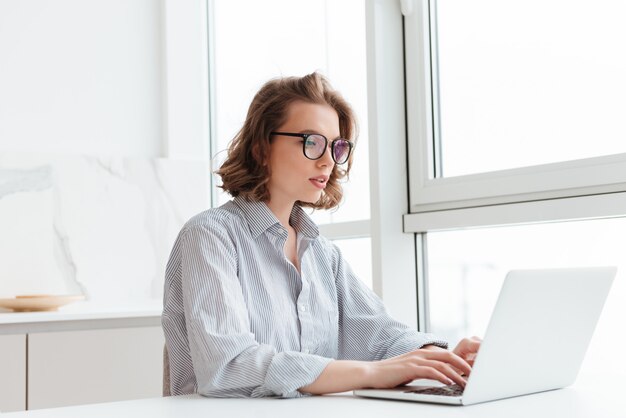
left=4, top=372, right=624, bottom=418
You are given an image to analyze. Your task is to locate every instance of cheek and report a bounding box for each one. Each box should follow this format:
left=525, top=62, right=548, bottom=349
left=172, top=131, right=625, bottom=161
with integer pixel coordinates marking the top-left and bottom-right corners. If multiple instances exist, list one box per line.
left=269, top=155, right=301, bottom=185
left=276, top=151, right=305, bottom=170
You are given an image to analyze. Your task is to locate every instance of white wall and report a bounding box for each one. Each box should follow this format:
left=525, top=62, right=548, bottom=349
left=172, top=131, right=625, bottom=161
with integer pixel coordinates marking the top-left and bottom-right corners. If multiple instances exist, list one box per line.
left=0, top=0, right=210, bottom=302
left=0, top=0, right=164, bottom=157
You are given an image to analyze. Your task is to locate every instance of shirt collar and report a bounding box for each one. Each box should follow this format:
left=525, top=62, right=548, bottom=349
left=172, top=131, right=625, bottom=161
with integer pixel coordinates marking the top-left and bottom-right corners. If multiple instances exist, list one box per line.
left=289, top=203, right=320, bottom=239
left=232, top=196, right=319, bottom=239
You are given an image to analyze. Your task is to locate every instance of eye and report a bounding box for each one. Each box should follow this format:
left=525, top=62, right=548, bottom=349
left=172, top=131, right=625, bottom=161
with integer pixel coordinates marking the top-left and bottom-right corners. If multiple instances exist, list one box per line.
left=332, top=139, right=352, bottom=163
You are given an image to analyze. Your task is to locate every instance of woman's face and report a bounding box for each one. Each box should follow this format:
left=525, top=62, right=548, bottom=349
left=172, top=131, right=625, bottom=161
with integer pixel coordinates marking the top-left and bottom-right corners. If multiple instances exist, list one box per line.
left=267, top=101, right=340, bottom=207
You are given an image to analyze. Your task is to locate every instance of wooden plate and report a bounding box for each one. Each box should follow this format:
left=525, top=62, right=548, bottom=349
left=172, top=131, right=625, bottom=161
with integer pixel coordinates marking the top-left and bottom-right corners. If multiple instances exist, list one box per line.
left=0, top=294, right=85, bottom=312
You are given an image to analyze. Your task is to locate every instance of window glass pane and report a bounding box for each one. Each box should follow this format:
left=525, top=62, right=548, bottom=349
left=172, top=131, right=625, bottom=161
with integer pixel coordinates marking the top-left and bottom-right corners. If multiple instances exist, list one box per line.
left=212, top=0, right=370, bottom=223
left=426, top=219, right=626, bottom=377
left=333, top=237, right=372, bottom=289
left=435, top=0, right=626, bottom=177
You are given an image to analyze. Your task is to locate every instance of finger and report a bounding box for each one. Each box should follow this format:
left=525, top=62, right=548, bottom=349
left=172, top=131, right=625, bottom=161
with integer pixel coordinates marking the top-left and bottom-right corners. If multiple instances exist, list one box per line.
left=463, top=339, right=481, bottom=354
left=454, top=338, right=481, bottom=356
left=449, top=364, right=469, bottom=376
left=422, top=350, right=472, bottom=377
left=413, top=366, right=456, bottom=387
left=420, top=359, right=467, bottom=388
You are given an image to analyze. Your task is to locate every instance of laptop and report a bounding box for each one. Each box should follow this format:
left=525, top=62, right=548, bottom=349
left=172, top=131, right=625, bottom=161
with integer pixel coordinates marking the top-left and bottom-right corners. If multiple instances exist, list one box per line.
left=354, top=266, right=616, bottom=406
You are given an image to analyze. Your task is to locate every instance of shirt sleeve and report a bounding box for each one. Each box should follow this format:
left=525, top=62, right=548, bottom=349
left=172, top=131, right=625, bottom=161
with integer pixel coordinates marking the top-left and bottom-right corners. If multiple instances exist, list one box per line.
left=330, top=242, right=448, bottom=361
left=180, top=222, right=332, bottom=398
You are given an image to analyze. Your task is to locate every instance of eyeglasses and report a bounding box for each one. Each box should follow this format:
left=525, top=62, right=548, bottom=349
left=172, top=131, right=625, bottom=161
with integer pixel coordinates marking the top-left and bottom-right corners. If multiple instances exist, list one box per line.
left=269, top=132, right=354, bottom=165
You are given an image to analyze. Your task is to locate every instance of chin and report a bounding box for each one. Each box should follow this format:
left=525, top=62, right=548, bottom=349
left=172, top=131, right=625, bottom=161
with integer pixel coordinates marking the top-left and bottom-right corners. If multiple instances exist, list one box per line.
left=299, top=193, right=323, bottom=205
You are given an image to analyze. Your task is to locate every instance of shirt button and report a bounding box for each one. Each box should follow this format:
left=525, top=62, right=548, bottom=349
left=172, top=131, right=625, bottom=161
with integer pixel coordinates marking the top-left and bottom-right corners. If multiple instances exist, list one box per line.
left=300, top=305, right=307, bottom=312
left=303, top=348, right=310, bottom=354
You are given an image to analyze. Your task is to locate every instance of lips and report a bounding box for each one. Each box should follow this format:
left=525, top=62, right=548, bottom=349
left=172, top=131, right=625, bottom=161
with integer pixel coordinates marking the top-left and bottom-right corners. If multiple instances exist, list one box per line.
left=309, top=175, right=329, bottom=189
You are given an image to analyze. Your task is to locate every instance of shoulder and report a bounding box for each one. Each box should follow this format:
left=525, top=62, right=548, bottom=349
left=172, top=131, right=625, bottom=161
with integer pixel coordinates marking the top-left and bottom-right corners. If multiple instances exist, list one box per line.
left=185, top=201, right=242, bottom=230
left=178, top=201, right=247, bottom=244
left=314, top=234, right=338, bottom=252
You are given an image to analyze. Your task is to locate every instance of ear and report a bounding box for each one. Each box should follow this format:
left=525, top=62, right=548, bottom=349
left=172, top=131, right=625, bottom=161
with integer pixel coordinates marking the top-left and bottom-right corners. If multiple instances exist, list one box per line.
left=251, top=141, right=267, bottom=166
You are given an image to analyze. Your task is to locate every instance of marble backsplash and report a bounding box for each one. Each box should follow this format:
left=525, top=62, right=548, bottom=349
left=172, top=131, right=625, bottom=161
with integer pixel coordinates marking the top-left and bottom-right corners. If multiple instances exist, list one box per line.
left=0, top=154, right=210, bottom=303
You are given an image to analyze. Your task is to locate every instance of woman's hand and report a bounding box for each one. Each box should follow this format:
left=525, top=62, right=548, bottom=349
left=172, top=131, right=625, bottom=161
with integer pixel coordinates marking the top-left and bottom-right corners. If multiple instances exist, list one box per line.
left=423, top=336, right=482, bottom=376
left=452, top=336, right=482, bottom=368
left=365, top=347, right=473, bottom=389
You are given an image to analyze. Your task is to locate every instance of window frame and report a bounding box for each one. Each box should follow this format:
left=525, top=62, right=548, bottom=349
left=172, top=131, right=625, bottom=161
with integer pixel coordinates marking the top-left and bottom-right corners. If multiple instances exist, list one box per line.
left=364, top=0, right=420, bottom=328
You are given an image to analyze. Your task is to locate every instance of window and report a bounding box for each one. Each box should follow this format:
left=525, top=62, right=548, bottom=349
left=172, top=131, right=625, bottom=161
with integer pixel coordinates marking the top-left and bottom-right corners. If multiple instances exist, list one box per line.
left=209, top=0, right=371, bottom=284
left=404, top=0, right=626, bottom=213
left=435, top=0, right=626, bottom=177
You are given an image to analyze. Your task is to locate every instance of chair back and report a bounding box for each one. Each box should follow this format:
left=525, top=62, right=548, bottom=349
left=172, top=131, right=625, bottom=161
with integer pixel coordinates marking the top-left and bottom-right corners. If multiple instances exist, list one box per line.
left=163, top=345, right=171, bottom=397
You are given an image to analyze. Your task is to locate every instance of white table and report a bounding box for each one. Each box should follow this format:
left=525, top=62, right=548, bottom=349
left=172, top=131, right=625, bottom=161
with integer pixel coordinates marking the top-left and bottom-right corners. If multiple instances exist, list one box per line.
left=4, top=372, right=624, bottom=418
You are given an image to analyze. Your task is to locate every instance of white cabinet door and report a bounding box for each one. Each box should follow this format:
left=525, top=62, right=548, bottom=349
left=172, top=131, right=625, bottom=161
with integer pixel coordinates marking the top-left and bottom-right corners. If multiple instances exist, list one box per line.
left=28, top=326, right=164, bottom=410
left=0, top=334, right=26, bottom=412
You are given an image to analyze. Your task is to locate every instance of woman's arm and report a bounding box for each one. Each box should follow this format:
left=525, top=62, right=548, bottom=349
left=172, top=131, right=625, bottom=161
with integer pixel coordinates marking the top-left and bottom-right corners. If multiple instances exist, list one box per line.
left=300, top=346, right=473, bottom=395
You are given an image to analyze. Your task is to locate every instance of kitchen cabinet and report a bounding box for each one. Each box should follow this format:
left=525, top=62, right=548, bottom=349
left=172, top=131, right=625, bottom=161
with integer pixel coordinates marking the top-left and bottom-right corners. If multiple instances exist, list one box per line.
left=28, top=326, right=164, bottom=409
left=0, top=305, right=163, bottom=410
left=0, top=334, right=26, bottom=412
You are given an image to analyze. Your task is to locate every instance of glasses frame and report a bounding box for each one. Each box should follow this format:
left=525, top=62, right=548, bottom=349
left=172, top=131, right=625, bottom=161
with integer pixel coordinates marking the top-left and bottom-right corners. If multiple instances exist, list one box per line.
left=269, top=131, right=354, bottom=165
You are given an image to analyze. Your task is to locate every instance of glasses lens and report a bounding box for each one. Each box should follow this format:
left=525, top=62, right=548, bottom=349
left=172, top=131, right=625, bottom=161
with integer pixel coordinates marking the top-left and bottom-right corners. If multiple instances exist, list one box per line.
left=332, top=139, right=351, bottom=164
left=304, top=135, right=327, bottom=159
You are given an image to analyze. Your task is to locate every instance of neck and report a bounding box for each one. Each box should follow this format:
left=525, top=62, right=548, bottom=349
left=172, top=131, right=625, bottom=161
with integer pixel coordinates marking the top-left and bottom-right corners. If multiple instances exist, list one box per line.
left=266, top=197, right=295, bottom=229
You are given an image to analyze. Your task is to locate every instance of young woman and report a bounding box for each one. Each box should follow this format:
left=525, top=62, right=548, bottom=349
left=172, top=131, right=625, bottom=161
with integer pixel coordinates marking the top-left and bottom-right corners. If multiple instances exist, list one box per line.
left=162, top=72, right=480, bottom=398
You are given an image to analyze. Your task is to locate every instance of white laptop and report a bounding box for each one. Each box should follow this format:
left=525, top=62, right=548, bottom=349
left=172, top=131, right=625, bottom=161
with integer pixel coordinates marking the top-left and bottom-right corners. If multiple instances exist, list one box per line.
left=354, top=266, right=616, bottom=406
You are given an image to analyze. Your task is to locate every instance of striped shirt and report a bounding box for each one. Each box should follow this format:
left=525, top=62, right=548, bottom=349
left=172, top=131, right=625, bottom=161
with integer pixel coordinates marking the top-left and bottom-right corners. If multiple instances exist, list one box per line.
left=162, top=196, right=447, bottom=398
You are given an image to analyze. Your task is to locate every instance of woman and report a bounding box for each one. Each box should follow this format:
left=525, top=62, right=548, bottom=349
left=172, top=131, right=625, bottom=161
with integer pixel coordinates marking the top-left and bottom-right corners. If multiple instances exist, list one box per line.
left=162, top=72, right=480, bottom=398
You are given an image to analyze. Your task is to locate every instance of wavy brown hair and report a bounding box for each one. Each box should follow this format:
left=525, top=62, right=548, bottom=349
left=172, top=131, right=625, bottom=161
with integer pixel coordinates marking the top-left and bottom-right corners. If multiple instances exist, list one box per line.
left=216, top=72, right=358, bottom=210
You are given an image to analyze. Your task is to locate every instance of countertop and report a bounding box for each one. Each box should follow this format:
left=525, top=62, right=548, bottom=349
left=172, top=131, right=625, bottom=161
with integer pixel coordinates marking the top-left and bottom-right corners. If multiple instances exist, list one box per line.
left=0, top=300, right=162, bottom=334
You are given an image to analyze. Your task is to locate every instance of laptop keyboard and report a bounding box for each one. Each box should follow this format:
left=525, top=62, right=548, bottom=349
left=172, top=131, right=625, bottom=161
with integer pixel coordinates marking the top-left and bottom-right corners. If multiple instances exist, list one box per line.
left=403, top=384, right=464, bottom=397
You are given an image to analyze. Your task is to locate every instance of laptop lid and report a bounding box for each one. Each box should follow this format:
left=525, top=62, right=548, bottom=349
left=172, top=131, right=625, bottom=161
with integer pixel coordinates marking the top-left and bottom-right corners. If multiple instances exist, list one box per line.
left=461, top=266, right=615, bottom=405
left=353, top=266, right=616, bottom=405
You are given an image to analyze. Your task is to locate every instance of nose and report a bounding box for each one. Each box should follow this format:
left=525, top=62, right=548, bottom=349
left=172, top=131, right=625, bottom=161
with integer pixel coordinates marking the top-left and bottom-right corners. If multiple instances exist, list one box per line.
left=317, top=143, right=335, bottom=167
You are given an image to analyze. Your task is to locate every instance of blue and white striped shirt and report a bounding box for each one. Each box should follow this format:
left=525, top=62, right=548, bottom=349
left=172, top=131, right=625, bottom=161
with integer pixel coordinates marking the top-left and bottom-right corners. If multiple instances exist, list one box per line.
left=162, top=196, right=447, bottom=398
